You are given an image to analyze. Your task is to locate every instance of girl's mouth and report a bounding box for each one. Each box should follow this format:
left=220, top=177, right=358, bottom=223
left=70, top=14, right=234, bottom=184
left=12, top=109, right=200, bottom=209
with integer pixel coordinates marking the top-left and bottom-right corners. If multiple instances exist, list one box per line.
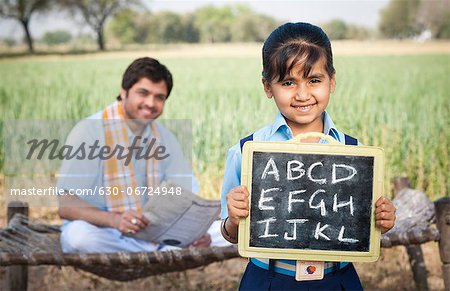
left=292, top=103, right=316, bottom=112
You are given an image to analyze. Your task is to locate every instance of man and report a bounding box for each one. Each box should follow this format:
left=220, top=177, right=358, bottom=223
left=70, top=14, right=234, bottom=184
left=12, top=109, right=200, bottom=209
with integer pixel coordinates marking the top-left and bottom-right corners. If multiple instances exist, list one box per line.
left=58, top=57, right=227, bottom=253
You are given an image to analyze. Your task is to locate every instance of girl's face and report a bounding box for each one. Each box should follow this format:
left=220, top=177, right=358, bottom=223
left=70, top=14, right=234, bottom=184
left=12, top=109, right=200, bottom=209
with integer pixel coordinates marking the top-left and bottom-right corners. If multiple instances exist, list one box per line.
left=263, top=56, right=335, bottom=136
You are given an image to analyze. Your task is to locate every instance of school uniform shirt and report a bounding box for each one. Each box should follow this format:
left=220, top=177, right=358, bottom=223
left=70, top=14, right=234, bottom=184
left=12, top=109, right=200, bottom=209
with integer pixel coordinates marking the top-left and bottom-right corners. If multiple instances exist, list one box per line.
left=220, top=110, right=361, bottom=276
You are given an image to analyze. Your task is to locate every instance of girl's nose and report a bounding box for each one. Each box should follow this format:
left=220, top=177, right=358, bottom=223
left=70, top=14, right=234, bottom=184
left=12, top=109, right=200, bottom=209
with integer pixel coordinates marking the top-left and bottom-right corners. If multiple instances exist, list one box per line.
left=295, top=86, right=310, bottom=101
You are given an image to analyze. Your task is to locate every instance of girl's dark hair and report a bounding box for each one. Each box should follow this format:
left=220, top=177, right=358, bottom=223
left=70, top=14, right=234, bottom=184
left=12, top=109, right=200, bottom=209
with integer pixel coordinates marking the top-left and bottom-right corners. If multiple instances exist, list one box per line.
left=117, top=57, right=173, bottom=101
left=262, top=22, right=335, bottom=83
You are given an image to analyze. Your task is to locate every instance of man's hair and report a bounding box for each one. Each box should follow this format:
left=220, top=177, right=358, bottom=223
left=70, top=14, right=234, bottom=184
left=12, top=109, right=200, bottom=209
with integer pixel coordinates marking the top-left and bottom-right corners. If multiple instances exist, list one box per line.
left=117, top=57, right=173, bottom=101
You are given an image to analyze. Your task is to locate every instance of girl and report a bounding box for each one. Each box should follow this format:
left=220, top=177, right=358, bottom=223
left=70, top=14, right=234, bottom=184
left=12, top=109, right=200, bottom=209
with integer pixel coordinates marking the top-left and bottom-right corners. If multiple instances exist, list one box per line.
left=220, top=22, right=396, bottom=290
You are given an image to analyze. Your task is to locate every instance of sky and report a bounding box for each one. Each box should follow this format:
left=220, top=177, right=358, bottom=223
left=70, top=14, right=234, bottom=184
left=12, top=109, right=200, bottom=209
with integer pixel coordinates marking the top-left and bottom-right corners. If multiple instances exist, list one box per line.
left=0, top=0, right=390, bottom=40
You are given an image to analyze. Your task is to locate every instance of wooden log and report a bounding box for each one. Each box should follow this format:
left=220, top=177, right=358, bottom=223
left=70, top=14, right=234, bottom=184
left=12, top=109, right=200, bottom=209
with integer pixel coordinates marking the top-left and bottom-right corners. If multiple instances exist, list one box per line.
left=435, top=197, right=450, bottom=291
left=0, top=246, right=240, bottom=281
left=4, top=201, right=29, bottom=291
left=381, top=227, right=439, bottom=247
left=392, top=177, right=429, bottom=291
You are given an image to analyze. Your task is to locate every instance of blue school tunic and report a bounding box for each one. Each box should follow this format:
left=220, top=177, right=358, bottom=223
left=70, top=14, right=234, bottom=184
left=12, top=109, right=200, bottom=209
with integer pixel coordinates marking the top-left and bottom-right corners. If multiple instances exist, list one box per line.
left=220, top=111, right=363, bottom=290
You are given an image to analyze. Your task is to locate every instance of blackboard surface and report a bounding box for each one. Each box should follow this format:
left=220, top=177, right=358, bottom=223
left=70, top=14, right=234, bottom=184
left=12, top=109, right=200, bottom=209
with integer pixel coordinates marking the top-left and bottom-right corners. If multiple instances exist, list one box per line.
left=250, top=151, right=374, bottom=252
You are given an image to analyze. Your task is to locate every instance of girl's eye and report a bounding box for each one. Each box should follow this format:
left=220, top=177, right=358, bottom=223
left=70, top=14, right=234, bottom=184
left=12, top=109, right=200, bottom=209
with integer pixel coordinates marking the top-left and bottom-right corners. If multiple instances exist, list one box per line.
left=281, top=80, right=295, bottom=87
left=309, top=78, right=321, bottom=84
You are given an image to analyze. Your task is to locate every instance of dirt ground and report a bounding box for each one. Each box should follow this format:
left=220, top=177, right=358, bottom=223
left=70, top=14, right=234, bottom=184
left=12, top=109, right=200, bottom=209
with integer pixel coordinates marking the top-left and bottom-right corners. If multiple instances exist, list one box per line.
left=1, top=40, right=449, bottom=62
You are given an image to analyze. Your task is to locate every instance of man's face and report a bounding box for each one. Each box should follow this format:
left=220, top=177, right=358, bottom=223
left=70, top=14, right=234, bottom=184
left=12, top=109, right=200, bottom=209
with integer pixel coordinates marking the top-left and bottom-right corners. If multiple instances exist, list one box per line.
left=121, top=77, right=168, bottom=121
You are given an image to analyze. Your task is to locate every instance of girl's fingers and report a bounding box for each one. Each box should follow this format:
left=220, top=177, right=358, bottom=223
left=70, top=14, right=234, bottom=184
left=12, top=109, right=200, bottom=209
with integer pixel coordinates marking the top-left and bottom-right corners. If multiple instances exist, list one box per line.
left=375, top=196, right=388, bottom=207
left=234, top=185, right=248, bottom=193
left=375, top=211, right=395, bottom=221
left=375, top=201, right=396, bottom=214
left=376, top=219, right=394, bottom=230
left=231, top=190, right=249, bottom=201
left=230, top=199, right=249, bottom=210
left=229, top=207, right=249, bottom=220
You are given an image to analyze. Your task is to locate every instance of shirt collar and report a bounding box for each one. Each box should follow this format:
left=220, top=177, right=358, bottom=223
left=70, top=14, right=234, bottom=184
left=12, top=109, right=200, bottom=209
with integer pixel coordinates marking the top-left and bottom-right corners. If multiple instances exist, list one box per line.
left=125, top=122, right=152, bottom=140
left=270, top=111, right=290, bottom=137
left=269, top=111, right=339, bottom=139
left=322, top=111, right=338, bottom=136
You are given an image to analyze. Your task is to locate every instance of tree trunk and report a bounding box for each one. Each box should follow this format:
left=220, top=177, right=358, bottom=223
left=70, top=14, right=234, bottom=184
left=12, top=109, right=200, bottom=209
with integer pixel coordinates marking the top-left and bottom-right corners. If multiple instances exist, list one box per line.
left=21, top=19, right=34, bottom=53
left=96, top=27, right=105, bottom=51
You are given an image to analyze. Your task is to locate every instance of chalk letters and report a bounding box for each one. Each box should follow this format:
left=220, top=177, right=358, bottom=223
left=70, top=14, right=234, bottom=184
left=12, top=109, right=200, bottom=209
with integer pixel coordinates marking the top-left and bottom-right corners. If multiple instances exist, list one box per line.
left=309, top=189, right=327, bottom=216
left=253, top=154, right=369, bottom=249
left=332, top=164, right=357, bottom=184
left=258, top=217, right=278, bottom=238
left=284, top=219, right=309, bottom=240
left=288, top=190, right=306, bottom=213
left=333, top=194, right=354, bottom=216
left=314, top=222, right=331, bottom=241
left=258, top=188, right=279, bottom=210
left=287, top=160, right=305, bottom=180
left=261, top=158, right=280, bottom=181
left=307, top=162, right=326, bottom=185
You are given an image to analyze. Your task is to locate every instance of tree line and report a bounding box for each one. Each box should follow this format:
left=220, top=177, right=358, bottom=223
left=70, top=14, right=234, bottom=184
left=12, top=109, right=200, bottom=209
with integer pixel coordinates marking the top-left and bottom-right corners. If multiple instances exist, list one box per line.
left=1, top=0, right=449, bottom=53
left=107, top=5, right=279, bottom=45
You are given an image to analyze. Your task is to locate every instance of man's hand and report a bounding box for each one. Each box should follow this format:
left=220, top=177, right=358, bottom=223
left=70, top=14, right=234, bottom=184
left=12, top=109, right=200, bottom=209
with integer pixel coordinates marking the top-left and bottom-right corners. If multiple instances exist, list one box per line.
left=190, top=233, right=211, bottom=247
left=112, top=210, right=150, bottom=234
left=375, top=197, right=396, bottom=234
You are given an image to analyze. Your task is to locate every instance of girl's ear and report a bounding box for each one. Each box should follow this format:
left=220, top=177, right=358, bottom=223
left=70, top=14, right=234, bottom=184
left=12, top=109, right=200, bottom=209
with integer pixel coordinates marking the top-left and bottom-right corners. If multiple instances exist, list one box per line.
left=262, top=78, right=273, bottom=98
left=330, top=74, right=336, bottom=93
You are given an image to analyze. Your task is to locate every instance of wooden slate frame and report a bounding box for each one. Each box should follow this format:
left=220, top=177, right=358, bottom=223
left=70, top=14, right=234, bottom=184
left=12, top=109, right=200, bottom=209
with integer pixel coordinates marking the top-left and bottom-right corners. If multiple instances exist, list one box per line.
left=238, top=135, right=384, bottom=262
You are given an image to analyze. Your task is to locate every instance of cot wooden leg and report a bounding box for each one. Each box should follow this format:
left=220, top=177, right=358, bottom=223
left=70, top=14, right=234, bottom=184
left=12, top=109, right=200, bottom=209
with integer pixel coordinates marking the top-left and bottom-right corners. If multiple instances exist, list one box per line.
left=4, top=201, right=29, bottom=291
left=393, top=177, right=429, bottom=291
left=435, top=197, right=450, bottom=291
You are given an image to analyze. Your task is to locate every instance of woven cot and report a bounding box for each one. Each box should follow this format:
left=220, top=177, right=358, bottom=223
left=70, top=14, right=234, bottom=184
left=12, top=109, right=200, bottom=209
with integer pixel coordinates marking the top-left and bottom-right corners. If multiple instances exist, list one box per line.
left=0, top=214, right=240, bottom=281
left=0, top=186, right=440, bottom=282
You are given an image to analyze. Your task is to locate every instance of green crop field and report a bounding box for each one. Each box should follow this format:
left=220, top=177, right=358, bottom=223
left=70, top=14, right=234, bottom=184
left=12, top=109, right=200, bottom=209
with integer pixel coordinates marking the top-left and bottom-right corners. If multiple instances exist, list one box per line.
left=0, top=51, right=448, bottom=200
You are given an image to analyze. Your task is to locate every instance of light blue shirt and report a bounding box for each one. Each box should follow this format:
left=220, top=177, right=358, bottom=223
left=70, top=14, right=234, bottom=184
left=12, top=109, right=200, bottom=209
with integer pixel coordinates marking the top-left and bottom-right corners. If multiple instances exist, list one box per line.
left=57, top=110, right=199, bottom=211
left=220, top=111, right=357, bottom=276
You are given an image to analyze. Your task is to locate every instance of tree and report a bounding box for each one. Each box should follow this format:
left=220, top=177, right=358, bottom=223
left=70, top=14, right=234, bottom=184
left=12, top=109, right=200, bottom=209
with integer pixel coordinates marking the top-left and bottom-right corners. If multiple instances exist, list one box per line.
left=152, top=12, right=184, bottom=43
left=420, top=0, right=450, bottom=39
left=0, top=0, right=50, bottom=52
left=194, top=6, right=235, bottom=43
left=107, top=8, right=137, bottom=44
left=64, top=0, right=133, bottom=50
left=345, top=24, right=372, bottom=40
left=322, top=19, right=348, bottom=40
left=181, top=13, right=199, bottom=43
left=42, top=30, right=72, bottom=45
left=231, top=13, right=278, bottom=42
left=379, top=0, right=422, bottom=38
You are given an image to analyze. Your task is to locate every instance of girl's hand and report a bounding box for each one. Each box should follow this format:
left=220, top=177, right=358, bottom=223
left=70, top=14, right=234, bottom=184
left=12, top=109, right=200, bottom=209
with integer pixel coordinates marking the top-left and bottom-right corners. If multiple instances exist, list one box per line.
left=375, top=197, right=396, bottom=234
left=226, top=186, right=250, bottom=227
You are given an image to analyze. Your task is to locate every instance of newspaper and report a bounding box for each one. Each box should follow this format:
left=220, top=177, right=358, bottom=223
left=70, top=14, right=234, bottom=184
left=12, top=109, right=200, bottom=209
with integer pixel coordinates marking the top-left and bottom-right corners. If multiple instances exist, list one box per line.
left=129, top=182, right=220, bottom=247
